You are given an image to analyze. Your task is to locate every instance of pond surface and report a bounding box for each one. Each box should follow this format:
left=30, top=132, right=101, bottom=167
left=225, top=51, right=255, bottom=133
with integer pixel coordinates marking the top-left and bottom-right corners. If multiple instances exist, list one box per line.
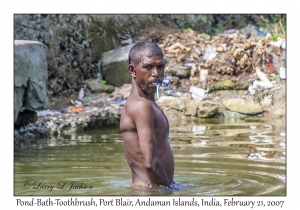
left=14, top=116, right=286, bottom=196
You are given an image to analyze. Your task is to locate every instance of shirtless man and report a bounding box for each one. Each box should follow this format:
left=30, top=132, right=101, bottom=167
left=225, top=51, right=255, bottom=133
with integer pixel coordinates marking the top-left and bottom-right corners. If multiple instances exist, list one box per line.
left=120, top=41, right=174, bottom=188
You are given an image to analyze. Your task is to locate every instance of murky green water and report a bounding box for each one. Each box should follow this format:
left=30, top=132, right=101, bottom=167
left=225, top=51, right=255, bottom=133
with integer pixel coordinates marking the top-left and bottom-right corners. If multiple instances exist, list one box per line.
left=14, top=116, right=286, bottom=196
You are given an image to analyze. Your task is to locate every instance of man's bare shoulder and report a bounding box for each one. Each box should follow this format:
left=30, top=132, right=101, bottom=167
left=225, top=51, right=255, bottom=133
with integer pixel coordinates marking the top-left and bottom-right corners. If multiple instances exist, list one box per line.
left=120, top=97, right=154, bottom=132
left=124, top=97, right=153, bottom=114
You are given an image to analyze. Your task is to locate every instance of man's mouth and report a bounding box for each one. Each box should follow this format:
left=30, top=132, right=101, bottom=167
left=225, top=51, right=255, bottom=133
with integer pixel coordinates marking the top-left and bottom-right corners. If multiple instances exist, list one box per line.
left=149, top=79, right=162, bottom=85
left=149, top=83, right=160, bottom=88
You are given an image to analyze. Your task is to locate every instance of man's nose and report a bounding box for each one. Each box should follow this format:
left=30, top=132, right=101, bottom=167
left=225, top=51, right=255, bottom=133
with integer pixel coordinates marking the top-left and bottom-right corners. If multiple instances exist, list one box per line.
left=151, top=67, right=158, bottom=76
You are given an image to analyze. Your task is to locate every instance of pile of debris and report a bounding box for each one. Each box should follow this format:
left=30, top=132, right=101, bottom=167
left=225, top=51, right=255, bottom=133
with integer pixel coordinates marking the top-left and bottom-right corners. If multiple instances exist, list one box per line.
left=158, top=30, right=285, bottom=89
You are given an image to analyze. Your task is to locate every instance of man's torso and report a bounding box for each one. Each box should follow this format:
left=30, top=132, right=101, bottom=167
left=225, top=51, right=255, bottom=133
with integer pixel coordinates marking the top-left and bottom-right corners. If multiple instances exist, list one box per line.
left=120, top=98, right=174, bottom=186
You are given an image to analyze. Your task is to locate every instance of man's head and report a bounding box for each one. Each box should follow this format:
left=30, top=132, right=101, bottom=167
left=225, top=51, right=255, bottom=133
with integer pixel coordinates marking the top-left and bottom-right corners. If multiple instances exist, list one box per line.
left=128, top=41, right=165, bottom=95
left=128, top=41, right=164, bottom=66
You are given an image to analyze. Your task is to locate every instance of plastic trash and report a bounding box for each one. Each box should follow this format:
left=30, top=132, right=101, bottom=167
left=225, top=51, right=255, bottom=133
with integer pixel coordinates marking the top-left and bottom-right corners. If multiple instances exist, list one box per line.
left=166, top=89, right=173, bottom=95
left=110, top=96, right=126, bottom=105
left=255, top=68, right=273, bottom=88
left=270, top=38, right=285, bottom=50
left=117, top=100, right=126, bottom=105
left=74, top=100, right=83, bottom=106
left=248, top=85, right=255, bottom=95
left=162, top=78, right=171, bottom=86
left=189, top=86, right=208, bottom=101
left=96, top=72, right=102, bottom=83
left=256, top=28, right=264, bottom=36
left=248, top=77, right=273, bottom=94
left=36, top=109, right=61, bottom=117
left=281, top=40, right=286, bottom=49
left=173, top=92, right=181, bottom=97
left=66, top=105, right=86, bottom=113
left=279, top=67, right=286, bottom=79
left=203, top=46, right=218, bottom=61
left=184, top=62, right=196, bottom=67
left=200, top=69, right=209, bottom=88
left=78, top=87, right=84, bottom=100
left=253, top=80, right=270, bottom=90
left=265, top=33, right=271, bottom=39
left=224, top=29, right=238, bottom=34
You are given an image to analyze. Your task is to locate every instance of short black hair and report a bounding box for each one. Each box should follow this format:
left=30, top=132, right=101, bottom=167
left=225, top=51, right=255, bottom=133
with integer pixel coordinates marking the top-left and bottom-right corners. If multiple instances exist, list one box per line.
left=128, top=41, right=164, bottom=66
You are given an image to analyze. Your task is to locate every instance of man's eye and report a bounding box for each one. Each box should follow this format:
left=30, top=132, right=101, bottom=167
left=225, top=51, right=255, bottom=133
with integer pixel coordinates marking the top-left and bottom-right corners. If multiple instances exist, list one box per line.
left=158, top=65, right=165, bottom=70
left=144, top=66, right=151, bottom=70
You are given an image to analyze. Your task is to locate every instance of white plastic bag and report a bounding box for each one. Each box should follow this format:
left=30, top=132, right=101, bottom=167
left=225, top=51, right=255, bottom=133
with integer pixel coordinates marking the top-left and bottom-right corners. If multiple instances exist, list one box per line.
left=189, top=86, right=208, bottom=101
left=78, top=87, right=84, bottom=100
left=255, top=68, right=273, bottom=88
left=203, top=46, right=218, bottom=61
left=279, top=67, right=286, bottom=79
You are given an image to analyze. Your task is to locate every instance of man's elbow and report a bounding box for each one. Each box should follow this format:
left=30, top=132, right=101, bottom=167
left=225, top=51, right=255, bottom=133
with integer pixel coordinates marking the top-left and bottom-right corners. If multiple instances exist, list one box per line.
left=145, top=164, right=154, bottom=172
left=144, top=158, right=159, bottom=172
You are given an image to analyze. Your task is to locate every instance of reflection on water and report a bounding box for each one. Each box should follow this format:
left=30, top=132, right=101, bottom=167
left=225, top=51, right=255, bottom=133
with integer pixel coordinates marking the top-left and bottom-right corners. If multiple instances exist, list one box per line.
left=14, top=116, right=286, bottom=196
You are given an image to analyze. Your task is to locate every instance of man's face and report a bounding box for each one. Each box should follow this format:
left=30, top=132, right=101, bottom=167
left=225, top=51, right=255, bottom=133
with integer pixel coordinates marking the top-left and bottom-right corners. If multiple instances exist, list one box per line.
left=133, top=56, right=165, bottom=94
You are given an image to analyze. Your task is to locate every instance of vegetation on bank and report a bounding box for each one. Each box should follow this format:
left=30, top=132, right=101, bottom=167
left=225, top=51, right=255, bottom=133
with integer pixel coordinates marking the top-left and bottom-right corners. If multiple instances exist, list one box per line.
left=165, top=14, right=286, bottom=40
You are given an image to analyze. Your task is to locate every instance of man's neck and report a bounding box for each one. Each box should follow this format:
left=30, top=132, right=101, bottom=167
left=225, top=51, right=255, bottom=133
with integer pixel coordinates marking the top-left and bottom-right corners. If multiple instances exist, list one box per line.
left=132, top=79, right=155, bottom=101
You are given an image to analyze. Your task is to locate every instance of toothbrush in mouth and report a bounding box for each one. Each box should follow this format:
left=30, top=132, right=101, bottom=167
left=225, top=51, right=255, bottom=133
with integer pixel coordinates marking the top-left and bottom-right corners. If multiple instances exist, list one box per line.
left=153, top=83, right=161, bottom=99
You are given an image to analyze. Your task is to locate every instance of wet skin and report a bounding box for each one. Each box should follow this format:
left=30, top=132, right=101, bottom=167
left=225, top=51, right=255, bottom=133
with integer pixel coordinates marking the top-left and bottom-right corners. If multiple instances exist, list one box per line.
left=120, top=56, right=174, bottom=188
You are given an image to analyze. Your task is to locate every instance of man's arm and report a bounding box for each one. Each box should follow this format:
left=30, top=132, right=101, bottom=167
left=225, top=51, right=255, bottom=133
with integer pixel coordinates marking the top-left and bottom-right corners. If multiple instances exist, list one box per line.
left=131, top=99, right=170, bottom=187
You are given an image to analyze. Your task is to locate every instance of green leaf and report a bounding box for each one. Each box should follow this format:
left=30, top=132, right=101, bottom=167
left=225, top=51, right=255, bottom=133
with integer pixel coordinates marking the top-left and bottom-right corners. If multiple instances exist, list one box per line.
left=185, top=27, right=194, bottom=33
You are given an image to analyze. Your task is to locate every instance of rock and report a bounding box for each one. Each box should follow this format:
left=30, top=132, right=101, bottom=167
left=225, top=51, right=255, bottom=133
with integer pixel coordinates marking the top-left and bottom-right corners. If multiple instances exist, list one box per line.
left=110, top=83, right=132, bottom=99
left=197, top=101, right=219, bottom=118
left=169, top=66, right=191, bottom=78
left=82, top=92, right=110, bottom=106
left=271, top=108, right=285, bottom=118
left=240, top=25, right=259, bottom=37
left=14, top=110, right=38, bottom=128
left=222, top=98, right=263, bottom=115
left=171, top=76, right=179, bottom=85
left=177, top=79, right=191, bottom=92
left=156, top=96, right=181, bottom=111
left=25, top=104, right=123, bottom=136
left=25, top=78, right=49, bottom=110
left=48, top=94, right=78, bottom=110
left=210, top=80, right=236, bottom=91
left=37, top=110, right=61, bottom=117
left=14, top=88, right=25, bottom=123
left=177, top=94, right=193, bottom=111
left=235, top=81, right=250, bottom=90
left=161, top=109, right=183, bottom=121
left=226, top=110, right=248, bottom=120
left=101, top=44, right=134, bottom=87
left=14, top=14, right=284, bottom=98
left=261, top=95, right=272, bottom=106
left=14, top=40, right=49, bottom=122
left=121, top=38, right=133, bottom=46
left=87, top=82, right=115, bottom=93
left=182, top=100, right=200, bottom=116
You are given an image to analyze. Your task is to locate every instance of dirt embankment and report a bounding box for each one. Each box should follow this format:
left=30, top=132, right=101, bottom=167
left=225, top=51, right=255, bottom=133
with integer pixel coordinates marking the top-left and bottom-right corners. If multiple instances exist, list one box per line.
left=14, top=21, right=286, bottom=142
left=133, top=23, right=286, bottom=116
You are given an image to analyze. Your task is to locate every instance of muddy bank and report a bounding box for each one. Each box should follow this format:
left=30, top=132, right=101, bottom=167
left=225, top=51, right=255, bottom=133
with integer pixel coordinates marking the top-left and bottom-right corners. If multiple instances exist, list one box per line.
left=14, top=75, right=285, bottom=143
left=14, top=14, right=283, bottom=98
left=14, top=14, right=286, bottom=142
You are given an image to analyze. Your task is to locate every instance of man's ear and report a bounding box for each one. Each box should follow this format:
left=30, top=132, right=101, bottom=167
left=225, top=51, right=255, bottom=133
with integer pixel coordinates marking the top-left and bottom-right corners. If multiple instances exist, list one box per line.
left=128, top=64, right=136, bottom=78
